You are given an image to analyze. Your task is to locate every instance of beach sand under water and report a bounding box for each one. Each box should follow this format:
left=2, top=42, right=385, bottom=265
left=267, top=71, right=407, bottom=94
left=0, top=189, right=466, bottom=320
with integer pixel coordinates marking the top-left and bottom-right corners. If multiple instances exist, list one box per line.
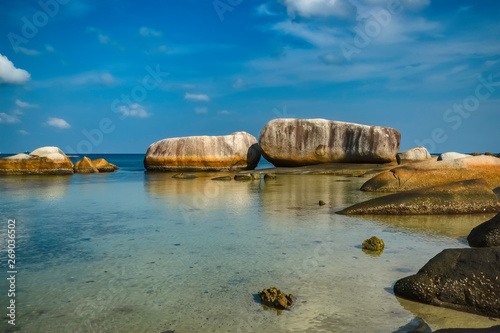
left=0, top=157, right=498, bottom=332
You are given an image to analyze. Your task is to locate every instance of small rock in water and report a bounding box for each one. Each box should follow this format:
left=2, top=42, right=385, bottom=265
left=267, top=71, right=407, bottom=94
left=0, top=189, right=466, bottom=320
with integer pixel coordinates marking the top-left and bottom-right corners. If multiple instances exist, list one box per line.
left=362, top=236, right=384, bottom=252
left=484, top=152, right=495, bottom=156
left=234, top=174, right=252, bottom=181
left=318, top=200, right=326, bottom=206
left=263, top=173, right=277, bottom=180
left=258, top=287, right=293, bottom=310
left=211, top=176, right=232, bottom=181
left=172, top=173, right=197, bottom=179
left=470, top=152, right=482, bottom=156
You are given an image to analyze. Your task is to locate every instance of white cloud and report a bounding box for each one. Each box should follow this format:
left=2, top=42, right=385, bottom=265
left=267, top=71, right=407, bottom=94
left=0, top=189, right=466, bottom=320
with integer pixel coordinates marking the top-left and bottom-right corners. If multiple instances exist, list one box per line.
left=18, top=130, right=29, bottom=135
left=45, top=44, right=55, bottom=52
left=46, top=117, right=71, bottom=129
left=256, top=3, right=280, bottom=16
left=16, top=99, right=39, bottom=109
left=273, top=20, right=339, bottom=47
left=118, top=103, right=151, bottom=118
left=217, top=110, right=231, bottom=115
left=0, top=112, right=21, bottom=124
left=232, top=77, right=247, bottom=89
left=0, top=53, right=31, bottom=85
left=281, top=0, right=356, bottom=18
left=15, top=47, right=40, bottom=56
left=184, top=93, right=210, bottom=102
left=485, top=59, right=500, bottom=67
left=194, top=107, right=208, bottom=114
left=139, top=26, right=163, bottom=37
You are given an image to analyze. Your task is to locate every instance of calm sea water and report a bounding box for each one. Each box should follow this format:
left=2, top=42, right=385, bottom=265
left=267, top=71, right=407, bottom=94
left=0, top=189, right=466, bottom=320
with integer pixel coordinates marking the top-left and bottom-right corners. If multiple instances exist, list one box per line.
left=0, top=154, right=498, bottom=332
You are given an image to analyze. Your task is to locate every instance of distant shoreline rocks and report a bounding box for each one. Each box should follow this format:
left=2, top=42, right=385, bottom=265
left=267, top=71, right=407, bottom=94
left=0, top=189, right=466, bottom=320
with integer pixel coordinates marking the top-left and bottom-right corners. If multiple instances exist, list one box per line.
left=0, top=146, right=74, bottom=175
left=396, top=146, right=432, bottom=164
left=258, top=118, right=401, bottom=167
left=144, top=132, right=261, bottom=172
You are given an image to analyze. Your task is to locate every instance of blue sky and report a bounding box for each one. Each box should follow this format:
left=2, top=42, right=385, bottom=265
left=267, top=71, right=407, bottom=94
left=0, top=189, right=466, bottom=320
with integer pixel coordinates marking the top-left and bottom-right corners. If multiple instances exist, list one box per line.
left=0, top=0, right=499, bottom=154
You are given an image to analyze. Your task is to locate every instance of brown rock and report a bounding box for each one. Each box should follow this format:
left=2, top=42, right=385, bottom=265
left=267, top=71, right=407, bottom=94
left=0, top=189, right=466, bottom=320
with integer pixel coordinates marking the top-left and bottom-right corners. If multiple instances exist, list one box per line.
left=339, top=179, right=500, bottom=215
left=0, top=147, right=74, bottom=175
left=74, top=157, right=99, bottom=173
left=362, top=236, right=384, bottom=251
left=361, top=155, right=500, bottom=192
left=92, top=158, right=119, bottom=172
left=144, top=132, right=261, bottom=172
left=258, top=287, right=293, bottom=310
left=258, top=118, right=401, bottom=166
left=394, top=247, right=500, bottom=318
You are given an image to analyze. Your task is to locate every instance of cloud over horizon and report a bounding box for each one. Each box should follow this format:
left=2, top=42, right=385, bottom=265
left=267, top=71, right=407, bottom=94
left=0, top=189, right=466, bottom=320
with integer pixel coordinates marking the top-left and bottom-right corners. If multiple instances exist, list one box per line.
left=46, top=117, right=71, bottom=129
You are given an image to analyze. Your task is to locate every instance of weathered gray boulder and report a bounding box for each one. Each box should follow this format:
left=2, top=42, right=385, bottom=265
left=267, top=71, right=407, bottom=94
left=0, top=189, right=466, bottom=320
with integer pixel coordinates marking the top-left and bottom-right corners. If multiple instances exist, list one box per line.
left=438, top=152, right=470, bottom=161
left=361, top=155, right=500, bottom=192
left=394, top=247, right=500, bottom=318
left=144, top=132, right=261, bottom=171
left=467, top=213, right=500, bottom=247
left=396, top=146, right=431, bottom=164
left=339, top=179, right=500, bottom=215
left=258, top=118, right=400, bottom=167
left=0, top=146, right=74, bottom=175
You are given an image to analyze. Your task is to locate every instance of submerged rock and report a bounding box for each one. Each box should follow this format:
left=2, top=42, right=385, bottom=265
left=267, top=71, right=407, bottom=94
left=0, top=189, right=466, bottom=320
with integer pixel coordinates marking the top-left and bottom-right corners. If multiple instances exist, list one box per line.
left=362, top=236, right=384, bottom=251
left=263, top=173, right=277, bottom=180
left=318, top=200, right=326, bottom=206
left=258, top=287, right=293, bottom=310
left=258, top=118, right=400, bottom=167
left=361, top=155, right=500, bottom=192
left=172, top=173, right=197, bottom=179
left=211, top=176, right=232, bottom=181
left=144, top=132, right=261, bottom=172
left=397, top=146, right=431, bottom=164
left=234, top=174, right=252, bottom=181
left=339, top=179, right=500, bottom=215
left=394, top=247, right=500, bottom=318
left=467, top=213, right=500, bottom=247
left=92, top=158, right=119, bottom=172
left=0, top=146, right=74, bottom=175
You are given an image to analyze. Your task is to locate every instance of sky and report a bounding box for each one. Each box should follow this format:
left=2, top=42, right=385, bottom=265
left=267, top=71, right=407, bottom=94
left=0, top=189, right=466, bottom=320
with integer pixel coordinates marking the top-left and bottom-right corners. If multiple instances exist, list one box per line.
left=0, top=0, right=499, bottom=154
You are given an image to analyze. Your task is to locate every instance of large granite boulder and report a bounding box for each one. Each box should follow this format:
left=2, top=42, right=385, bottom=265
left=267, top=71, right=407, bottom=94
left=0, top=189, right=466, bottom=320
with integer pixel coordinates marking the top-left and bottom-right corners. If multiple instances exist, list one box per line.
left=361, top=155, right=500, bottom=192
left=258, top=118, right=400, bottom=167
left=74, top=157, right=99, bottom=173
left=339, top=179, right=500, bottom=215
left=144, top=132, right=260, bottom=171
left=467, top=213, right=500, bottom=247
left=0, top=146, right=74, bottom=175
left=394, top=247, right=500, bottom=318
left=396, top=146, right=431, bottom=164
left=438, top=152, right=470, bottom=161
left=92, top=158, right=119, bottom=172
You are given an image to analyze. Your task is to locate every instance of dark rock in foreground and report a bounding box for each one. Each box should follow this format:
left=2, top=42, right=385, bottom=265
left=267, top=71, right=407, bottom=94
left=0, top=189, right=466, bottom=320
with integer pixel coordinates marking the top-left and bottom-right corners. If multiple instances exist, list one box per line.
left=338, top=179, right=500, bottom=215
left=394, top=247, right=500, bottom=318
left=258, top=118, right=400, bottom=167
left=467, top=213, right=500, bottom=247
left=258, top=287, right=293, bottom=310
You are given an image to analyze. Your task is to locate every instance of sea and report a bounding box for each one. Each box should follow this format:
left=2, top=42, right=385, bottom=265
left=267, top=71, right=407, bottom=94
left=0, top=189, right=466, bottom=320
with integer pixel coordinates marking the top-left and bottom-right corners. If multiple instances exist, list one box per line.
left=0, top=154, right=498, bottom=332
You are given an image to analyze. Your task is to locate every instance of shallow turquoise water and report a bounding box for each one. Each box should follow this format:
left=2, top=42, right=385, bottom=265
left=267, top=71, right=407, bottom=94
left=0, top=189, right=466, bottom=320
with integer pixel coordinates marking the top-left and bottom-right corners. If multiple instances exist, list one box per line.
left=0, top=156, right=498, bottom=332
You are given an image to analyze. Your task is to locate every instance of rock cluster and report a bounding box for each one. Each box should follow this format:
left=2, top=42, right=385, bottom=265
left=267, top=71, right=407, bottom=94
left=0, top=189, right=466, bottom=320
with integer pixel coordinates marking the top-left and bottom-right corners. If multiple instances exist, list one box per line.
left=0, top=146, right=74, bottom=175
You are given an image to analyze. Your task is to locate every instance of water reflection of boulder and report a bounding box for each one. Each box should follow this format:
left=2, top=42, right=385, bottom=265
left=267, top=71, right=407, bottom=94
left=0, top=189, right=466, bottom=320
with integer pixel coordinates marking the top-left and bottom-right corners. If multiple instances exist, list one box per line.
left=396, top=297, right=500, bottom=331
left=259, top=175, right=377, bottom=223
left=366, top=214, right=495, bottom=239
left=0, top=175, right=72, bottom=200
left=144, top=173, right=259, bottom=212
